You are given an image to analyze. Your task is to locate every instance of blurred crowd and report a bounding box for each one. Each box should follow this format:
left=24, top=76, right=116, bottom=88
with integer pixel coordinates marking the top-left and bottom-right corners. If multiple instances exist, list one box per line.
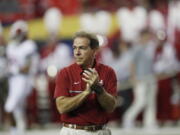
left=0, top=0, right=180, bottom=135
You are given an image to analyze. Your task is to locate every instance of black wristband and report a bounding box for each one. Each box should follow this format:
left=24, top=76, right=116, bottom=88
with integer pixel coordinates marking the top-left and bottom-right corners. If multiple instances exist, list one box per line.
left=91, top=83, right=104, bottom=95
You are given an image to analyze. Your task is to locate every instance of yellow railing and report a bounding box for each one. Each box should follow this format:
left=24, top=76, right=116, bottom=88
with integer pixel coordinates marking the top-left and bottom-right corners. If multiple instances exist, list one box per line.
left=3, top=14, right=119, bottom=40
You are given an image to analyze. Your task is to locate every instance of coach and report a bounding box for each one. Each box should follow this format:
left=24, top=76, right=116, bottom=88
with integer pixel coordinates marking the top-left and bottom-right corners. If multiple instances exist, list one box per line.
left=54, top=31, right=117, bottom=135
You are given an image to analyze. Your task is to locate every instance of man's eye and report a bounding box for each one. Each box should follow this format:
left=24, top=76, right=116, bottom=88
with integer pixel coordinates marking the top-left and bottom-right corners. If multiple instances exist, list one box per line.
left=73, top=46, right=88, bottom=50
left=81, top=46, right=88, bottom=50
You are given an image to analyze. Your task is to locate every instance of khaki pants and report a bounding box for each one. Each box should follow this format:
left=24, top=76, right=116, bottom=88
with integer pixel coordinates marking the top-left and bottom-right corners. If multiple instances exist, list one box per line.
left=60, top=127, right=111, bottom=135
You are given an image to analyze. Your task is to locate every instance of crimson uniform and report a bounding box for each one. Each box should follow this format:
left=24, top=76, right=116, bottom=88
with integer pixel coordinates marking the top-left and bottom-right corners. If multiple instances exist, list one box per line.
left=54, top=61, right=117, bottom=125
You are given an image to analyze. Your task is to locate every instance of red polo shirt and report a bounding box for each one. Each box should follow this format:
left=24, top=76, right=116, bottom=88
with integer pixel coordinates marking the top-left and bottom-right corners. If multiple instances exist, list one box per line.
left=54, top=60, right=117, bottom=125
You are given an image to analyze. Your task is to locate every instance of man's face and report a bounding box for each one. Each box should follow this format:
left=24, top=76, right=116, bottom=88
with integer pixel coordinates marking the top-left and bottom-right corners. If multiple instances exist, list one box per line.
left=73, top=37, right=96, bottom=68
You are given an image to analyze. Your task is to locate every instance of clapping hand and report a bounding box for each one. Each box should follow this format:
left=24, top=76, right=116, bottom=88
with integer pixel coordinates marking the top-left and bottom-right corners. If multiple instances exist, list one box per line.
left=82, top=68, right=99, bottom=89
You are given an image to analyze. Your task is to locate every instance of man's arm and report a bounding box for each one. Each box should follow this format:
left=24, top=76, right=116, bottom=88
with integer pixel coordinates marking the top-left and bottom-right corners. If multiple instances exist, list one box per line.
left=56, top=84, right=91, bottom=114
left=96, top=87, right=117, bottom=113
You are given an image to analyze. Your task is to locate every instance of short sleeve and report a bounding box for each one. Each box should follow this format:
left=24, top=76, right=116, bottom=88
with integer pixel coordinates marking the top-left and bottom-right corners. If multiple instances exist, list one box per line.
left=105, top=68, right=117, bottom=96
left=54, top=68, right=70, bottom=98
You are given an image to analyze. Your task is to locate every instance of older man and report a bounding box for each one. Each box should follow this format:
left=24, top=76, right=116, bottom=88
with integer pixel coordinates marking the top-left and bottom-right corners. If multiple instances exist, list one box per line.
left=54, top=31, right=117, bottom=135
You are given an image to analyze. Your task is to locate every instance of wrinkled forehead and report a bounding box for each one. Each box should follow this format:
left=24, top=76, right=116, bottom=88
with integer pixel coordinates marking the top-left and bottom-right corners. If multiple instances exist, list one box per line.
left=73, top=37, right=90, bottom=47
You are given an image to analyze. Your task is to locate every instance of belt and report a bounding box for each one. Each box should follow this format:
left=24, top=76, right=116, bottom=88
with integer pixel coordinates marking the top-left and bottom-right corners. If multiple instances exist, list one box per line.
left=63, top=123, right=105, bottom=131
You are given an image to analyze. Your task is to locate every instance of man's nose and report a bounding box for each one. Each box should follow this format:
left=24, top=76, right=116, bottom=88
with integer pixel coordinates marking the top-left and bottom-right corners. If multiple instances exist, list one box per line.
left=75, top=49, right=81, bottom=56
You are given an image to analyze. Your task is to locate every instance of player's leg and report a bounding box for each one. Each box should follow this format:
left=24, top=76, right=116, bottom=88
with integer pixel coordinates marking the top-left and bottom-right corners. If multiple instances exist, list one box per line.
left=5, top=75, right=28, bottom=135
left=13, top=75, right=28, bottom=135
left=122, top=80, right=146, bottom=128
left=4, top=76, right=19, bottom=135
left=143, top=77, right=158, bottom=128
left=14, top=106, right=26, bottom=135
